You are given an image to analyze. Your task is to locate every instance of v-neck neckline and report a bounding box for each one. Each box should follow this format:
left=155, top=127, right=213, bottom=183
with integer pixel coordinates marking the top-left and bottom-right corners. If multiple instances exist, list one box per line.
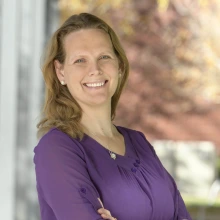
left=82, top=125, right=129, bottom=158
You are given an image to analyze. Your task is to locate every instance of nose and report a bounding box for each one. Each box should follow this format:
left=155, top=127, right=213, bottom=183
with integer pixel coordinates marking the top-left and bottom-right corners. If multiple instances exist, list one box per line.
left=89, top=60, right=102, bottom=76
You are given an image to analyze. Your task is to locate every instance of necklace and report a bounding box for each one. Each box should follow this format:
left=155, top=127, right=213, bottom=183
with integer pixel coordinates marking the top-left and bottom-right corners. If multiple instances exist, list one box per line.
left=109, top=150, right=117, bottom=160
left=85, top=129, right=117, bottom=160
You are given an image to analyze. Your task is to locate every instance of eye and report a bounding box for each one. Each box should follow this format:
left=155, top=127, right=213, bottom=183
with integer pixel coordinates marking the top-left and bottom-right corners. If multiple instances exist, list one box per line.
left=99, top=55, right=111, bottom=60
left=74, top=58, right=86, bottom=63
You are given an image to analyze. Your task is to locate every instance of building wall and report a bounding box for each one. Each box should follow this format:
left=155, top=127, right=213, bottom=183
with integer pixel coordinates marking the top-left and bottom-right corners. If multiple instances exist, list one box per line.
left=0, top=0, right=59, bottom=219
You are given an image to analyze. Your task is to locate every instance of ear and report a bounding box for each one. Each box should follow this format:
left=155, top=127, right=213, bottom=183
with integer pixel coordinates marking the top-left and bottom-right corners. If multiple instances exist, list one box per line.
left=54, top=60, right=65, bottom=82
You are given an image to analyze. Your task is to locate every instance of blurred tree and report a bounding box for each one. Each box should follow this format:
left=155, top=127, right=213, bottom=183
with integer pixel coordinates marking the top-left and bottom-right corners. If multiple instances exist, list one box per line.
left=58, top=0, right=220, bottom=145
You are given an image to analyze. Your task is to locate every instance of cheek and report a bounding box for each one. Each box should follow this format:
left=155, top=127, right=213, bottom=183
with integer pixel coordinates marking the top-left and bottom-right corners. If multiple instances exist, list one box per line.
left=67, top=84, right=82, bottom=100
left=111, top=74, right=119, bottom=90
left=64, top=75, right=84, bottom=95
left=64, top=68, right=83, bottom=83
left=101, top=60, right=119, bottom=70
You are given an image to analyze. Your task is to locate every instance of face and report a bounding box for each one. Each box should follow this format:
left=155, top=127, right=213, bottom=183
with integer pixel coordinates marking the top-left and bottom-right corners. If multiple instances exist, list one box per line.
left=54, top=29, right=120, bottom=110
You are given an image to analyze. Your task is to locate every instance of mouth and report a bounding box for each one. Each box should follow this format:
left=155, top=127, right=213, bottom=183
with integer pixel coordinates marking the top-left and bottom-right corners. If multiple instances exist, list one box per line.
left=83, top=80, right=108, bottom=88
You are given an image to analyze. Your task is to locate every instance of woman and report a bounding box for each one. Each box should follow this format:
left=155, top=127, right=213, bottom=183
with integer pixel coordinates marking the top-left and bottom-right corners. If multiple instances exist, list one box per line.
left=34, top=13, right=191, bottom=220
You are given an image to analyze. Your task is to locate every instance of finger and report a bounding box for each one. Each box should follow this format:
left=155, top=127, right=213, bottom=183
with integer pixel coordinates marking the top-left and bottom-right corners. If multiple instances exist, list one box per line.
left=97, top=208, right=111, bottom=215
left=100, top=213, right=115, bottom=219
left=97, top=197, right=104, bottom=208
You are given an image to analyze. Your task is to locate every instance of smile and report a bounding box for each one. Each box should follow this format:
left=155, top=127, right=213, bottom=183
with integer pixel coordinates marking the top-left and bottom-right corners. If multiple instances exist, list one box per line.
left=84, top=80, right=108, bottom=88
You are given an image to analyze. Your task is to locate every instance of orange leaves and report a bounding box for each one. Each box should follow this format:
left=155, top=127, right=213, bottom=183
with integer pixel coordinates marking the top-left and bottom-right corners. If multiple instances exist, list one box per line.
left=58, top=0, right=220, bottom=105
left=157, top=0, right=170, bottom=12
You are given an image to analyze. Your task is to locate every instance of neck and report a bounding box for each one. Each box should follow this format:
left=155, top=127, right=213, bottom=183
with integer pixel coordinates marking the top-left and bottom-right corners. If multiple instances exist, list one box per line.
left=80, top=105, right=116, bottom=137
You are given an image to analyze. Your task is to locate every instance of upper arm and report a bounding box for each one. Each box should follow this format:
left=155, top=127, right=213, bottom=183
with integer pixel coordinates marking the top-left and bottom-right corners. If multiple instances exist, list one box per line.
left=137, top=131, right=192, bottom=220
left=34, top=130, right=103, bottom=220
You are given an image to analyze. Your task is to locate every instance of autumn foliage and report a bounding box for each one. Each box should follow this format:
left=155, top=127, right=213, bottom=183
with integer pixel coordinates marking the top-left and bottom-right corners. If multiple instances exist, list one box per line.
left=58, top=0, right=220, bottom=150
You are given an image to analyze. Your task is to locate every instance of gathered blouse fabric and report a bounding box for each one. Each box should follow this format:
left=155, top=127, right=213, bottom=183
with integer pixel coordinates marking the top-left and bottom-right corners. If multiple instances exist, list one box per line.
left=34, top=126, right=191, bottom=220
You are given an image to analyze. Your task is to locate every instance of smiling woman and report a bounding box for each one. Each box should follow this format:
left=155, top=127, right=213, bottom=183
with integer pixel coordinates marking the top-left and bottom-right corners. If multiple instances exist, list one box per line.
left=37, top=13, right=128, bottom=140
left=54, top=29, right=120, bottom=110
left=34, top=13, right=191, bottom=220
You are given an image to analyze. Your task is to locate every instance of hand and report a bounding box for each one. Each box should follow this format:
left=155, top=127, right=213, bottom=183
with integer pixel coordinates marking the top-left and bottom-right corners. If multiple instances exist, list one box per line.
left=97, top=198, right=117, bottom=220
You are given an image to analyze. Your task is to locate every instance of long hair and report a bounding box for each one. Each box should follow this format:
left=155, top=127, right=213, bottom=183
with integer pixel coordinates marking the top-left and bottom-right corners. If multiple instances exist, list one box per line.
left=37, top=13, right=129, bottom=139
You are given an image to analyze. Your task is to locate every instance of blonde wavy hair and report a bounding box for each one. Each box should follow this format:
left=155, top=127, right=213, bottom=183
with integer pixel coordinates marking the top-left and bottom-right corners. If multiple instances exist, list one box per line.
left=37, top=13, right=129, bottom=139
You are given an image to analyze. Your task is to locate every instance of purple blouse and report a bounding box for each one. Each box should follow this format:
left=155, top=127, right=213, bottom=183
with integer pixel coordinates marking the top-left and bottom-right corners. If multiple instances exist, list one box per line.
left=34, top=126, right=191, bottom=220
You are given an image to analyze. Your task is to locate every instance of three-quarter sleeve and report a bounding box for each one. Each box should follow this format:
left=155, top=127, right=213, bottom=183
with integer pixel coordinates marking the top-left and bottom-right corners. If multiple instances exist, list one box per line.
left=34, top=129, right=103, bottom=220
left=137, top=131, right=192, bottom=220
left=163, top=169, right=192, bottom=220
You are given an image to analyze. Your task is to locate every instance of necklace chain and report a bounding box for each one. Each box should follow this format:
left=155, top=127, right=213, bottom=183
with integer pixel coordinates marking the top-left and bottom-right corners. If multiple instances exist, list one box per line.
left=85, top=128, right=117, bottom=160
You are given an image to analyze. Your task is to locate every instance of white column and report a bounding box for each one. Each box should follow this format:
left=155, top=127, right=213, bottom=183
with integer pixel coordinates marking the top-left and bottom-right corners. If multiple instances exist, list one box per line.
left=29, top=0, right=46, bottom=151
left=14, top=0, right=46, bottom=219
left=27, top=0, right=46, bottom=217
left=0, top=0, right=19, bottom=219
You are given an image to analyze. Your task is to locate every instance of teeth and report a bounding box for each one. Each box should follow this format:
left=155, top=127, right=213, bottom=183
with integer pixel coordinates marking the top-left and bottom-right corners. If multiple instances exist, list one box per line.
left=86, top=82, right=105, bottom=87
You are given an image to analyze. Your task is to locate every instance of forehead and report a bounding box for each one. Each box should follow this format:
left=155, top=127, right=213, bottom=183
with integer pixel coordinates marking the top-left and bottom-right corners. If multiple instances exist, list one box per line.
left=63, top=28, right=114, bottom=54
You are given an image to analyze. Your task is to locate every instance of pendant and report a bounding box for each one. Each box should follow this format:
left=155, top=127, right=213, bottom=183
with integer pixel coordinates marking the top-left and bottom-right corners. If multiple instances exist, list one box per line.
left=109, top=151, right=116, bottom=160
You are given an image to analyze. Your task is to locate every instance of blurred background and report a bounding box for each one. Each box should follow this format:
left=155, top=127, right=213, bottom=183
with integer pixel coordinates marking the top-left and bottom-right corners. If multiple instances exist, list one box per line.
left=0, top=0, right=220, bottom=219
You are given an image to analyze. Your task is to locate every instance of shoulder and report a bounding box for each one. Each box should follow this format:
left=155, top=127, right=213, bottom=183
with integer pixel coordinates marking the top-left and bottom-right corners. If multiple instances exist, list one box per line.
left=117, top=125, right=156, bottom=156
left=117, top=125, right=147, bottom=140
left=38, top=128, right=73, bottom=143
left=34, top=128, right=85, bottom=159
